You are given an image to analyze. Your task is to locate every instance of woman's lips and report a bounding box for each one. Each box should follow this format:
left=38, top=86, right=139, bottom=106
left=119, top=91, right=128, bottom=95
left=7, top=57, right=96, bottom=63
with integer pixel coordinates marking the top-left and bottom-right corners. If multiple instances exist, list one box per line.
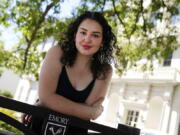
left=82, top=45, right=91, bottom=50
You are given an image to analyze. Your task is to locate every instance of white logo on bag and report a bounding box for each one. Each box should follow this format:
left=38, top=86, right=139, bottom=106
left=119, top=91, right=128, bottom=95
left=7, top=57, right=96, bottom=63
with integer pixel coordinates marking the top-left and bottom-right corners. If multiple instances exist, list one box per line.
left=48, top=114, right=69, bottom=125
left=49, top=126, right=63, bottom=135
left=44, top=122, right=66, bottom=135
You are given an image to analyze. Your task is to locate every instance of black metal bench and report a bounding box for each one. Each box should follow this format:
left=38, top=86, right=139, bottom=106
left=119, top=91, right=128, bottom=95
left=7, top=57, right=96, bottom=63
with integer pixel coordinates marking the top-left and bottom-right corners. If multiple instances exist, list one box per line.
left=0, top=96, right=140, bottom=135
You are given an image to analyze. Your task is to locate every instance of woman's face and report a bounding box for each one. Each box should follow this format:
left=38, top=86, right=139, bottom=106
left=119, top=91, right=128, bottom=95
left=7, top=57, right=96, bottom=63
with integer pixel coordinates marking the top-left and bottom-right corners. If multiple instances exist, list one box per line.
left=75, top=19, right=103, bottom=56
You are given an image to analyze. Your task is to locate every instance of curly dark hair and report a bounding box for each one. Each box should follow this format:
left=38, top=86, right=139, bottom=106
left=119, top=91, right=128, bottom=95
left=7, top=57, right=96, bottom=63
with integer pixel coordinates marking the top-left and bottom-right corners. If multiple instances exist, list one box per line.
left=59, top=11, right=117, bottom=79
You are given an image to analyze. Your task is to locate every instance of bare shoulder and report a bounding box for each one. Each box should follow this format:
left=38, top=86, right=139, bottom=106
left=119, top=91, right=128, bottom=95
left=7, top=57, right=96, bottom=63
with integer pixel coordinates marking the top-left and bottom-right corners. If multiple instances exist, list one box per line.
left=46, top=45, right=63, bottom=58
left=98, top=64, right=113, bottom=81
left=40, top=45, right=64, bottom=76
left=44, top=45, right=63, bottom=65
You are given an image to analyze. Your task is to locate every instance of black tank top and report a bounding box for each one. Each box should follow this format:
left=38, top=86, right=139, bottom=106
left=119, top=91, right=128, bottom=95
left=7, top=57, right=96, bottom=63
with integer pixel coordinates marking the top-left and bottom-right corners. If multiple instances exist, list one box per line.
left=56, top=66, right=96, bottom=135
left=56, top=66, right=95, bottom=103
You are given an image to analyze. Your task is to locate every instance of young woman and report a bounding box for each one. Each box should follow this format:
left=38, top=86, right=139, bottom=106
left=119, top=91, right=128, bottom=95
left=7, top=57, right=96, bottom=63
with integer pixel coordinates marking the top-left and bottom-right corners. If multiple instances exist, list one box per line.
left=24, top=11, right=116, bottom=135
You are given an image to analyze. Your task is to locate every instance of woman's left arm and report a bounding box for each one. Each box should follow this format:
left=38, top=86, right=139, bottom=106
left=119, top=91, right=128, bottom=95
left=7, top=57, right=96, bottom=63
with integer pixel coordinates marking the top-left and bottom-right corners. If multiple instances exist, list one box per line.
left=85, top=65, right=113, bottom=106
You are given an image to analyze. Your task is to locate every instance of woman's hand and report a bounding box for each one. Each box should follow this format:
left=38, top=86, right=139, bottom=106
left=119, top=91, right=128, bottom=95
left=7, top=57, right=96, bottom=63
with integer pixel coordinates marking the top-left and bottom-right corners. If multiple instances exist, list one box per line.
left=21, top=113, right=32, bottom=125
left=21, top=100, right=41, bottom=124
left=90, top=98, right=104, bottom=120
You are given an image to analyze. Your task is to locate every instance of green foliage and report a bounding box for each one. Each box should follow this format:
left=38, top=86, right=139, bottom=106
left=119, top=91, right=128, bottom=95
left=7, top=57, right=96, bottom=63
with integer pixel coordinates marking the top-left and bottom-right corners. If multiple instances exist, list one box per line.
left=0, top=0, right=11, bottom=26
left=0, top=0, right=179, bottom=78
left=0, top=89, right=13, bottom=98
left=0, top=108, right=22, bottom=134
left=108, top=0, right=180, bottom=74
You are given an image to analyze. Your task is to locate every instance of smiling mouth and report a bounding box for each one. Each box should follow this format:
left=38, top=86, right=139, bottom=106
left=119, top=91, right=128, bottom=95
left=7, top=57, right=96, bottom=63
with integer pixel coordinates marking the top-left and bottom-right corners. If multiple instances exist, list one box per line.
left=82, top=45, right=91, bottom=50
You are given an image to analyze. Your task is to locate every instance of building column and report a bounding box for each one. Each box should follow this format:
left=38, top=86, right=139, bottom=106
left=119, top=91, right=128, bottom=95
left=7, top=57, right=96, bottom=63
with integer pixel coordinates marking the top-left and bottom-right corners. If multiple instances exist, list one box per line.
left=104, top=83, right=126, bottom=127
left=144, top=97, right=164, bottom=130
left=168, top=85, right=180, bottom=135
left=166, top=85, right=175, bottom=133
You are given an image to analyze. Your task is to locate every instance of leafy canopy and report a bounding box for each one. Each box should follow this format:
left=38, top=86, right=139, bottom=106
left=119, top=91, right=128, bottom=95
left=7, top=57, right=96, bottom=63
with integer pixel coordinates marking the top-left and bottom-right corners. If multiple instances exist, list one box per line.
left=0, top=0, right=179, bottom=79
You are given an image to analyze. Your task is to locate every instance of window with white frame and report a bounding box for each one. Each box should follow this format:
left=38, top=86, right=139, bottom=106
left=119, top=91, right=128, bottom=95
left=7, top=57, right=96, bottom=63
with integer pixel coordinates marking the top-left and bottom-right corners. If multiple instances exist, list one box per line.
left=163, top=52, right=172, bottom=66
left=126, top=110, right=139, bottom=128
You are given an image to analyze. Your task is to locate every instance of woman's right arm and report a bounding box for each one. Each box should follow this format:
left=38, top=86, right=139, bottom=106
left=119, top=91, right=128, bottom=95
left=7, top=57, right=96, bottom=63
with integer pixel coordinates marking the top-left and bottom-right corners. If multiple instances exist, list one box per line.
left=38, top=45, right=102, bottom=120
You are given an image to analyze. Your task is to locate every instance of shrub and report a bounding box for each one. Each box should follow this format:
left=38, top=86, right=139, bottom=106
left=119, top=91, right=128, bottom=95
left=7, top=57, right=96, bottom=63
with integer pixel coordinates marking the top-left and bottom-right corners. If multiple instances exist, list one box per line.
left=0, top=89, right=13, bottom=98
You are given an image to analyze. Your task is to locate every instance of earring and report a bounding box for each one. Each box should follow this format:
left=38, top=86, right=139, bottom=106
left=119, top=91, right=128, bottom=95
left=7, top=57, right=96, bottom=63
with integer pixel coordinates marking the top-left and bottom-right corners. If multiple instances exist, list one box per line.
left=99, top=54, right=104, bottom=64
left=98, top=47, right=104, bottom=64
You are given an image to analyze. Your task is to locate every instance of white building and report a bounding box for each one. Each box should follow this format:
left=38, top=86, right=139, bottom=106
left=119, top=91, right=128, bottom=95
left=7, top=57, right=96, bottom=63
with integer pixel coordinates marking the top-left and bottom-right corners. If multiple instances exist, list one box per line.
left=13, top=77, right=38, bottom=104
left=98, top=48, right=180, bottom=135
left=0, top=68, right=20, bottom=95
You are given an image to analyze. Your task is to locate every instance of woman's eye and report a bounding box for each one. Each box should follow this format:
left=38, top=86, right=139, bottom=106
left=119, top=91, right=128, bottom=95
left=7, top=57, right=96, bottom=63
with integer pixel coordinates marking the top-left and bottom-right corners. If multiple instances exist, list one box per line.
left=80, top=31, right=86, bottom=35
left=93, top=34, right=99, bottom=38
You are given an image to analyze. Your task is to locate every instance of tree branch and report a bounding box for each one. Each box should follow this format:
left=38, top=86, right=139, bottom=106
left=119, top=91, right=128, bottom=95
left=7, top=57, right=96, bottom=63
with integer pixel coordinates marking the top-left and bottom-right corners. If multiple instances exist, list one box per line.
left=23, top=1, right=58, bottom=70
left=141, top=1, right=147, bottom=34
left=111, top=0, right=129, bottom=38
left=25, top=35, right=30, bottom=43
left=130, top=0, right=144, bottom=36
left=101, top=0, right=107, bottom=12
left=111, top=0, right=125, bottom=29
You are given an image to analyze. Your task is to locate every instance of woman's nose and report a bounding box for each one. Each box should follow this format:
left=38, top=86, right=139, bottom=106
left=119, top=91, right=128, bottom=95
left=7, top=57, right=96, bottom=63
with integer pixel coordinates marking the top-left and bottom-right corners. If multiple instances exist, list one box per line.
left=84, top=35, right=91, bottom=43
